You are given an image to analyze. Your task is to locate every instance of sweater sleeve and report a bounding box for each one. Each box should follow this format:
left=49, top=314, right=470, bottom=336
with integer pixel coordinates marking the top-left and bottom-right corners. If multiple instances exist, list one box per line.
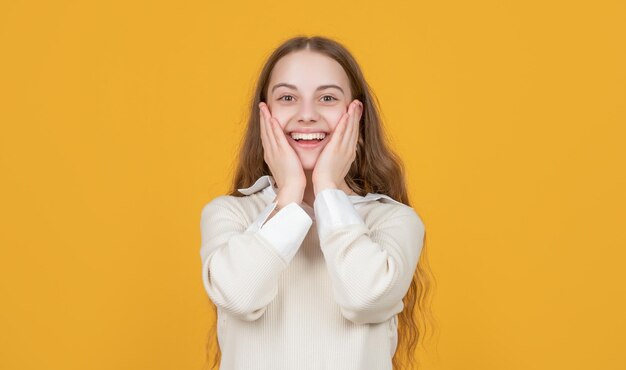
left=200, top=196, right=313, bottom=321
left=313, top=188, right=425, bottom=325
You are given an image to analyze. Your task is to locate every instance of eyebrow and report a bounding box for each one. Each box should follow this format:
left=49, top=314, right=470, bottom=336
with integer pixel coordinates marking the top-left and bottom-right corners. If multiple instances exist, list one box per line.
left=271, top=83, right=344, bottom=95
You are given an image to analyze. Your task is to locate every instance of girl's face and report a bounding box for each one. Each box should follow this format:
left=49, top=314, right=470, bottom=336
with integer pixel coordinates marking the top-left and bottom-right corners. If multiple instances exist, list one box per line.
left=265, top=50, right=353, bottom=171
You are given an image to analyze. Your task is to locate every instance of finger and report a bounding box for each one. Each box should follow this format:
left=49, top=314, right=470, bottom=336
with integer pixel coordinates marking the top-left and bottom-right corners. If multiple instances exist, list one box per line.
left=259, top=104, right=270, bottom=152
left=351, top=101, right=362, bottom=151
left=341, top=101, right=357, bottom=149
left=261, top=104, right=278, bottom=152
left=330, top=111, right=350, bottom=149
left=270, top=115, right=289, bottom=151
left=344, top=101, right=360, bottom=161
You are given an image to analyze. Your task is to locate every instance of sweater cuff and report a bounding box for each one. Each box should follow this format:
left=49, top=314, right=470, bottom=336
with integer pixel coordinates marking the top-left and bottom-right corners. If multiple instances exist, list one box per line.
left=248, top=201, right=313, bottom=264
left=313, top=188, right=365, bottom=242
left=246, top=201, right=280, bottom=231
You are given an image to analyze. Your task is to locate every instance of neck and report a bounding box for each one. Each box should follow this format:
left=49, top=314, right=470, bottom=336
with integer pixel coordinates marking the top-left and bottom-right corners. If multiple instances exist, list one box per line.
left=302, top=170, right=353, bottom=208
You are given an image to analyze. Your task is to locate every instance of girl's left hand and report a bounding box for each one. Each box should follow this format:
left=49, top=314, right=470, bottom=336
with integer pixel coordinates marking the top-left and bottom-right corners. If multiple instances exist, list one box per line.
left=312, top=99, right=363, bottom=195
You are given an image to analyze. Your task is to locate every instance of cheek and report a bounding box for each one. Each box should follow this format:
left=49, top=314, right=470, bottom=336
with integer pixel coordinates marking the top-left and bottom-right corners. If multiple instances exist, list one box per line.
left=267, top=106, right=291, bottom=129
left=324, top=110, right=346, bottom=131
left=267, top=104, right=347, bottom=130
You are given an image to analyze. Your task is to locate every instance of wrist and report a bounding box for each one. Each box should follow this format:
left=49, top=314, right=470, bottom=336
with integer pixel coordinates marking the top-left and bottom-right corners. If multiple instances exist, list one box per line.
left=276, top=187, right=304, bottom=207
left=314, top=181, right=338, bottom=196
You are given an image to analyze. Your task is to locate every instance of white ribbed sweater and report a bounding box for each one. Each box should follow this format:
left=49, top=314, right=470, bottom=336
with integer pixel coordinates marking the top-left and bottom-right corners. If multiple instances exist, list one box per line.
left=199, top=175, right=425, bottom=370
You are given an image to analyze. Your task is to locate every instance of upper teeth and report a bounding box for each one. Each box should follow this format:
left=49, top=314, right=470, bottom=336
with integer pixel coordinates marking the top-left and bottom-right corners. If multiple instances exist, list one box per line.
left=291, top=132, right=326, bottom=140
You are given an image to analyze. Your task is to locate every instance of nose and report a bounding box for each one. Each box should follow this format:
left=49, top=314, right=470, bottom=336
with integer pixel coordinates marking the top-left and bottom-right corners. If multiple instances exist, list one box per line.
left=297, top=100, right=319, bottom=123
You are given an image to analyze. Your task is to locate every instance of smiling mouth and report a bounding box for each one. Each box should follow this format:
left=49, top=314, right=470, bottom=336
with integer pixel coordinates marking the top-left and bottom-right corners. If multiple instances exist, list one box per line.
left=287, top=134, right=327, bottom=148
left=293, top=137, right=325, bottom=142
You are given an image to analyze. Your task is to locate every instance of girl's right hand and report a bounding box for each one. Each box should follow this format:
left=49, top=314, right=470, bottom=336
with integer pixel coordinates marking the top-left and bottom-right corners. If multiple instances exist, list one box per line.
left=258, top=102, right=306, bottom=203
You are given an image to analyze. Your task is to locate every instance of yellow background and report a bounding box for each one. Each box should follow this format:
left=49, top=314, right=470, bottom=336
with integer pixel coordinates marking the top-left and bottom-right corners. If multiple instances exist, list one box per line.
left=1, top=1, right=624, bottom=369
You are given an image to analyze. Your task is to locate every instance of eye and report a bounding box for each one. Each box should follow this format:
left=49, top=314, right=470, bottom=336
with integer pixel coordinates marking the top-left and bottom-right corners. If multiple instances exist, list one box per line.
left=277, top=95, right=337, bottom=102
left=278, top=95, right=294, bottom=102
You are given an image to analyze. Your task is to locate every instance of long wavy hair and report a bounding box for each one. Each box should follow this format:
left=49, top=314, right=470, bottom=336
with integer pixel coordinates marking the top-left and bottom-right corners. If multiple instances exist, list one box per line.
left=203, top=35, right=437, bottom=370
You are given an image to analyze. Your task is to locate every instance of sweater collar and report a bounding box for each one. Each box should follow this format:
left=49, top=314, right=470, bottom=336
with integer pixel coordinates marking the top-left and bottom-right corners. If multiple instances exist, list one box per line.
left=237, top=175, right=404, bottom=206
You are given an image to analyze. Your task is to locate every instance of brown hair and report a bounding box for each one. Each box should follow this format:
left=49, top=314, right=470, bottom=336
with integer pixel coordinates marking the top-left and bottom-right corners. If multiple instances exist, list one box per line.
left=203, top=35, right=437, bottom=370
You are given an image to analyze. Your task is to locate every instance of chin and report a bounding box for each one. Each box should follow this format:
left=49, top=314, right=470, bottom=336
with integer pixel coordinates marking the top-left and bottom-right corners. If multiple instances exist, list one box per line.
left=298, top=155, right=318, bottom=170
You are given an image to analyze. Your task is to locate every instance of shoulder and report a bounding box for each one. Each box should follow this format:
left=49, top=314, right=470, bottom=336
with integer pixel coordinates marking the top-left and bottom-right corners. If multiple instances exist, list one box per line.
left=201, top=194, right=235, bottom=215
left=200, top=193, right=267, bottom=222
left=364, top=197, right=425, bottom=232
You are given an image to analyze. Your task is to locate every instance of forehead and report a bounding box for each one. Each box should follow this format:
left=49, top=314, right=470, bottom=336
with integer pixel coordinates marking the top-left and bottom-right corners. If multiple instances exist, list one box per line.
left=269, top=50, right=350, bottom=92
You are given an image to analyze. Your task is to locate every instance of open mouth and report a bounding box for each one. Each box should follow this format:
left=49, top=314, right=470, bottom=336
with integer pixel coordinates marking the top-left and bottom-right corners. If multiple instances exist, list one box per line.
left=288, top=134, right=327, bottom=148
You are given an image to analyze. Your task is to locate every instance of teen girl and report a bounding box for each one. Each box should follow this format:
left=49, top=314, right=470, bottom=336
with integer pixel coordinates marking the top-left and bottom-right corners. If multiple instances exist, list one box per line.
left=200, top=35, right=433, bottom=370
